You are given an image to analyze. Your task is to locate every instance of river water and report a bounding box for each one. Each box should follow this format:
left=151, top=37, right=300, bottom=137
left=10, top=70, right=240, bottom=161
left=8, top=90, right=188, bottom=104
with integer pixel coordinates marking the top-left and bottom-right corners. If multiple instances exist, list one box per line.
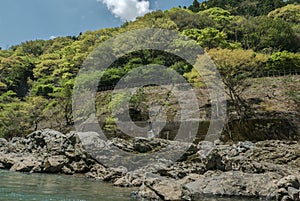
left=0, top=170, right=260, bottom=201
left=0, top=170, right=135, bottom=201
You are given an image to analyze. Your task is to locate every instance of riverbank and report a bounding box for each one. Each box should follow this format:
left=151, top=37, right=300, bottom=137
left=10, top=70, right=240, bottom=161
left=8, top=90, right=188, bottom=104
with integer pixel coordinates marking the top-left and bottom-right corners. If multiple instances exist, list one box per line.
left=0, top=129, right=300, bottom=201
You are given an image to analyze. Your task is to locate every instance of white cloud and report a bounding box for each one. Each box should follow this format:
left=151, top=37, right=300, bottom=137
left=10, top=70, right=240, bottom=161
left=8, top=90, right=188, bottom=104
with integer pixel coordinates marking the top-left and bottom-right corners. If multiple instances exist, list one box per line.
left=98, top=0, right=151, bottom=21
left=49, top=36, right=56, bottom=40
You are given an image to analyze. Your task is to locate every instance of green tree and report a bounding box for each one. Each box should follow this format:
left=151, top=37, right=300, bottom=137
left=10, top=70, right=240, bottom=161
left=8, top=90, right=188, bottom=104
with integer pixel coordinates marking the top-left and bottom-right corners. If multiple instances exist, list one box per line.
left=166, top=8, right=215, bottom=31
left=34, top=53, right=61, bottom=79
left=51, top=79, right=74, bottom=126
left=0, top=91, right=30, bottom=138
left=206, top=48, right=268, bottom=118
left=188, top=0, right=201, bottom=13
left=201, top=7, right=234, bottom=30
left=242, top=16, right=299, bottom=52
left=0, top=55, right=35, bottom=97
left=25, top=96, right=49, bottom=131
left=268, top=4, right=300, bottom=24
left=197, top=0, right=287, bottom=16
left=182, top=28, right=241, bottom=49
left=267, top=51, right=300, bottom=71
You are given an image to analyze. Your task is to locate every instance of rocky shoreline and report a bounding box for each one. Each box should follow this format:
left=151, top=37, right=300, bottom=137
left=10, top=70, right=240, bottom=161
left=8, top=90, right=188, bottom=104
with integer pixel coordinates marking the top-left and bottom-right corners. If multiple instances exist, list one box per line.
left=0, top=129, right=300, bottom=201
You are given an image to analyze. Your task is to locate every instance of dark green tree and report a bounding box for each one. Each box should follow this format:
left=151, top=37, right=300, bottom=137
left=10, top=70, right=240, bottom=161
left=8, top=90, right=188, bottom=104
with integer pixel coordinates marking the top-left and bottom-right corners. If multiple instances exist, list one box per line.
left=188, top=0, right=201, bottom=12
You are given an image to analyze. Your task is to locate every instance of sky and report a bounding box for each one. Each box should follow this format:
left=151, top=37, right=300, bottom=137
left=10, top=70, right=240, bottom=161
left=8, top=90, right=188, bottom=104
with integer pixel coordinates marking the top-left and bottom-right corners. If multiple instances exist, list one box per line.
left=0, top=0, right=194, bottom=49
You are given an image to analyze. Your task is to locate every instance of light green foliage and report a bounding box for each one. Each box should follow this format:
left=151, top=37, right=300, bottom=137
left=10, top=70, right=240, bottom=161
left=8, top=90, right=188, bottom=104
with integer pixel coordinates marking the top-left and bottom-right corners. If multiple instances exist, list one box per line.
left=108, top=88, right=147, bottom=119
left=198, top=0, right=286, bottom=16
left=183, top=68, right=206, bottom=87
left=0, top=91, right=30, bottom=138
left=129, top=88, right=147, bottom=113
left=268, top=4, right=300, bottom=24
left=182, top=28, right=241, bottom=49
left=108, top=91, right=130, bottom=112
left=201, top=7, right=234, bottom=29
left=50, top=79, right=74, bottom=126
left=0, top=0, right=299, bottom=138
left=208, top=48, right=268, bottom=76
left=34, top=53, right=61, bottom=79
left=206, top=48, right=268, bottom=118
left=122, top=10, right=178, bottom=30
left=267, top=51, right=300, bottom=70
left=103, top=116, right=118, bottom=134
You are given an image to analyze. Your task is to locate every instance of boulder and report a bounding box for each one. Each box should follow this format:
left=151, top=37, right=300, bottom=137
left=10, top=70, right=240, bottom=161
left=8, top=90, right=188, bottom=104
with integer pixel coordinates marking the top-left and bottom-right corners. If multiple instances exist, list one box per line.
left=43, top=155, right=69, bottom=173
left=277, top=175, right=300, bottom=189
left=184, top=171, right=279, bottom=200
left=9, top=156, right=42, bottom=172
left=151, top=179, right=182, bottom=201
left=0, top=138, right=8, bottom=147
left=0, top=154, right=17, bottom=169
left=69, top=160, right=89, bottom=173
left=287, top=187, right=300, bottom=201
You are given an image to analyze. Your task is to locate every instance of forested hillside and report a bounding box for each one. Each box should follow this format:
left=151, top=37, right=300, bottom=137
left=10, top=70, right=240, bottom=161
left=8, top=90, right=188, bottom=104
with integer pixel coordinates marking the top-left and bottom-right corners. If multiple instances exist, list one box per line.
left=0, top=0, right=299, bottom=139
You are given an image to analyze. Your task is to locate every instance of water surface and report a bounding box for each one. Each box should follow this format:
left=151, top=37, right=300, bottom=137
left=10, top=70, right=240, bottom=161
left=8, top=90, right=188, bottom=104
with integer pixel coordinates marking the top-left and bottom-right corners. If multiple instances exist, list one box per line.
left=0, top=170, right=134, bottom=201
left=0, top=170, right=261, bottom=201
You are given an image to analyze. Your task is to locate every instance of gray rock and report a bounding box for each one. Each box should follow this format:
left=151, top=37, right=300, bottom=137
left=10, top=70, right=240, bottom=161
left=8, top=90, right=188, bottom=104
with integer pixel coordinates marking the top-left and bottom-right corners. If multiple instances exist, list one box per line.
left=0, top=138, right=8, bottom=147
left=152, top=179, right=182, bottom=201
left=277, top=175, right=300, bottom=189
left=69, top=160, right=89, bottom=173
left=9, top=156, right=42, bottom=172
left=277, top=188, right=289, bottom=201
left=282, top=195, right=293, bottom=201
left=43, top=155, right=69, bottom=173
left=1, top=129, right=300, bottom=201
left=85, top=164, right=111, bottom=180
left=287, top=187, right=300, bottom=201
left=0, top=155, right=16, bottom=169
left=184, top=171, right=279, bottom=200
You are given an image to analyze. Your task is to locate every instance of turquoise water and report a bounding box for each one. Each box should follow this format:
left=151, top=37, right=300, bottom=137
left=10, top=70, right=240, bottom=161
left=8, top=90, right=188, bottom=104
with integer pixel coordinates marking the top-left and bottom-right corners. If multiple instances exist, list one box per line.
left=0, top=170, right=135, bottom=201
left=0, top=170, right=261, bottom=201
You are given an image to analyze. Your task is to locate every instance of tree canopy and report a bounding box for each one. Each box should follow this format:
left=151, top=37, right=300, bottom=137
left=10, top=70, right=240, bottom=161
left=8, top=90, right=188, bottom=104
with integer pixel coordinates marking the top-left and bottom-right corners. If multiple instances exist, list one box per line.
left=0, top=0, right=299, bottom=138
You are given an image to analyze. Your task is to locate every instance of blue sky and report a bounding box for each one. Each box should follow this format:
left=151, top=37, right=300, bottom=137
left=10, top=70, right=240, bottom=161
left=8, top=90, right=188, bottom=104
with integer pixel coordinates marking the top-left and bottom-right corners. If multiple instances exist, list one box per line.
left=0, top=0, right=194, bottom=49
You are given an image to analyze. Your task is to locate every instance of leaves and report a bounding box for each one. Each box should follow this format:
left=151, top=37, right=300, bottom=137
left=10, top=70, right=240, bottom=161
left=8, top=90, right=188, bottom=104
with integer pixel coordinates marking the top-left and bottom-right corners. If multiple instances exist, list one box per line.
left=0, top=0, right=299, bottom=138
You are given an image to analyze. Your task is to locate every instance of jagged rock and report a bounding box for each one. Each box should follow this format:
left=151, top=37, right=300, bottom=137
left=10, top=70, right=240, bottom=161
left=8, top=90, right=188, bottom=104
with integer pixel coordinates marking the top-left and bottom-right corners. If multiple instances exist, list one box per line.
left=151, top=179, right=182, bottom=201
left=43, top=155, right=69, bottom=173
left=137, top=173, right=197, bottom=201
left=114, top=171, right=144, bottom=187
left=278, top=188, right=289, bottom=201
left=184, top=171, right=279, bottom=200
left=277, top=175, right=300, bottom=189
left=0, top=138, right=8, bottom=147
left=156, top=162, right=205, bottom=179
left=103, top=167, right=127, bottom=182
left=85, top=164, right=111, bottom=180
left=282, top=195, right=294, bottom=201
left=0, top=155, right=17, bottom=169
left=9, top=156, right=42, bottom=172
left=69, top=160, right=89, bottom=173
left=62, top=166, right=73, bottom=175
left=138, top=184, right=161, bottom=200
left=1, top=129, right=300, bottom=201
left=287, top=187, right=300, bottom=201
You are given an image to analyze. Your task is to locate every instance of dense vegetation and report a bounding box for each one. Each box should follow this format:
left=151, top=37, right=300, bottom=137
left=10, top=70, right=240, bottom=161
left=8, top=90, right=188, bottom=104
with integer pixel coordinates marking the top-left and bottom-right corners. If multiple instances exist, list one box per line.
left=0, top=0, right=299, bottom=139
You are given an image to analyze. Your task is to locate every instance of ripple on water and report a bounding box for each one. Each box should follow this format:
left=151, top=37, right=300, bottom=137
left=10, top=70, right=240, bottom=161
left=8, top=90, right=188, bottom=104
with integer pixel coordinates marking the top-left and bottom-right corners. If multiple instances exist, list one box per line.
left=0, top=170, right=261, bottom=201
left=0, top=170, right=134, bottom=201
